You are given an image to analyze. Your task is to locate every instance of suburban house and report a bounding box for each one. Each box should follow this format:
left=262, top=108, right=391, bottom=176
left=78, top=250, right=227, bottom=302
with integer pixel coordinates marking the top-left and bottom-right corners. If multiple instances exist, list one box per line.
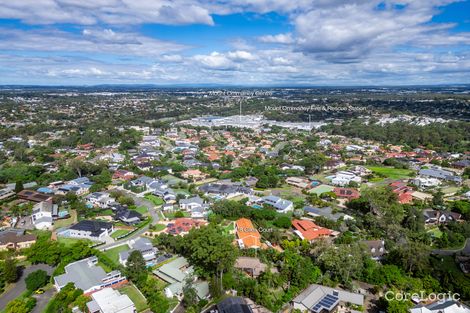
left=326, top=171, right=361, bottom=187
left=216, top=297, right=253, bottom=313
left=234, top=257, right=270, bottom=278
left=410, top=299, right=470, bottom=313
left=291, top=219, right=336, bottom=242
left=0, top=229, right=37, bottom=251
left=419, top=167, right=462, bottom=184
left=152, top=184, right=177, bottom=203
left=67, top=220, right=114, bottom=241
left=114, top=208, right=142, bottom=225
left=181, top=169, right=208, bottom=182
left=166, top=218, right=207, bottom=235
left=235, top=218, right=261, bottom=249
left=333, top=187, right=360, bottom=200
left=86, top=192, right=115, bottom=208
left=0, top=187, right=15, bottom=200
left=119, top=237, right=158, bottom=267
left=303, top=206, right=353, bottom=222
left=54, top=256, right=127, bottom=294
left=292, top=284, right=364, bottom=313
left=286, top=177, right=310, bottom=189
left=179, top=196, right=209, bottom=218
left=423, top=209, right=462, bottom=225
left=361, top=240, right=386, bottom=260
left=17, top=190, right=52, bottom=202
left=199, top=183, right=253, bottom=199
left=261, top=195, right=294, bottom=213
left=389, top=181, right=414, bottom=204
left=86, top=287, right=136, bottom=313
left=411, top=176, right=441, bottom=188
left=31, top=201, right=57, bottom=230
left=153, top=256, right=209, bottom=300
left=112, top=169, right=136, bottom=181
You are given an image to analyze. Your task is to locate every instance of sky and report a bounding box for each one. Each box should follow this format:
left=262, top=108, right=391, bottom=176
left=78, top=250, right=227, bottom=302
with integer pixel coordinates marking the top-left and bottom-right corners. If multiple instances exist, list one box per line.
left=0, top=0, right=469, bottom=86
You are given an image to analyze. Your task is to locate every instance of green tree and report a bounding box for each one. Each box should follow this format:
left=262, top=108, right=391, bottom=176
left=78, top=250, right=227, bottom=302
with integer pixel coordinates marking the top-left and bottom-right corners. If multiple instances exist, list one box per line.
left=184, top=225, right=237, bottom=293
left=14, top=180, right=24, bottom=193
left=3, top=258, right=18, bottom=283
left=5, top=297, right=36, bottom=313
left=126, top=251, right=148, bottom=283
left=25, top=269, right=48, bottom=291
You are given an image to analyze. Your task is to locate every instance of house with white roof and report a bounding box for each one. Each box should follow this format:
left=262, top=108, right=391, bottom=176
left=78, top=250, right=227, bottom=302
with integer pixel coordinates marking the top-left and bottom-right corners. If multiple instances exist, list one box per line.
left=261, top=195, right=293, bottom=213
left=31, top=201, right=57, bottom=230
left=86, top=288, right=135, bottom=313
left=326, top=171, right=361, bottom=187
left=153, top=257, right=209, bottom=300
left=54, top=256, right=126, bottom=294
left=410, top=299, right=470, bottom=313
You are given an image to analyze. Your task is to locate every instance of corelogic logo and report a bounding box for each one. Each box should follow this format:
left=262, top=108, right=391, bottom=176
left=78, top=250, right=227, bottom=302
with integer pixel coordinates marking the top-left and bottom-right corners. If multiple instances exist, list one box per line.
left=385, top=291, right=461, bottom=302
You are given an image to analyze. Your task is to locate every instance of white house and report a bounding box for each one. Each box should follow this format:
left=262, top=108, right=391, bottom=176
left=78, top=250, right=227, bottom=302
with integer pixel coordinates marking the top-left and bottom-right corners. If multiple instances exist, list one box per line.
left=31, top=201, right=56, bottom=230
left=411, top=176, right=441, bottom=188
left=262, top=195, right=293, bottom=213
left=327, top=171, right=361, bottom=187
left=86, top=288, right=135, bottom=313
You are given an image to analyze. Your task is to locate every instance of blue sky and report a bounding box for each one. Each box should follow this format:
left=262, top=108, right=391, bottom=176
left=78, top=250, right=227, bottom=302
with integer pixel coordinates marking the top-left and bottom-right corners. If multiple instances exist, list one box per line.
left=0, top=0, right=469, bottom=85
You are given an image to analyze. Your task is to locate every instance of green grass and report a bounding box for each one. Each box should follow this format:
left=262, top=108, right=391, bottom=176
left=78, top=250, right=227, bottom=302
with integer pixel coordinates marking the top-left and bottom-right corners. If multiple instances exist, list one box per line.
left=150, top=224, right=166, bottom=232
left=366, top=166, right=414, bottom=180
left=119, top=284, right=148, bottom=312
left=133, top=206, right=148, bottom=214
left=97, top=209, right=113, bottom=216
left=57, top=237, right=92, bottom=247
left=144, top=194, right=164, bottom=206
left=103, top=245, right=129, bottom=265
left=164, top=211, right=190, bottom=219
left=111, top=229, right=132, bottom=239
left=53, top=210, right=76, bottom=230
left=427, top=227, right=443, bottom=239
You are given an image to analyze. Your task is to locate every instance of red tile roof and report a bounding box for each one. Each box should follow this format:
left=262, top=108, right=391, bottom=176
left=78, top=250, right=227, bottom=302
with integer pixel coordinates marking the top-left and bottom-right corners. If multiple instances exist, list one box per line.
left=291, top=219, right=333, bottom=241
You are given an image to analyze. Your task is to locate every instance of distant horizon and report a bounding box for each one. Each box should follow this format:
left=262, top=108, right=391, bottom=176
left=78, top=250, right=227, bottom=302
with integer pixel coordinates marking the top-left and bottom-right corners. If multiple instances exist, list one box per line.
left=1, top=83, right=470, bottom=89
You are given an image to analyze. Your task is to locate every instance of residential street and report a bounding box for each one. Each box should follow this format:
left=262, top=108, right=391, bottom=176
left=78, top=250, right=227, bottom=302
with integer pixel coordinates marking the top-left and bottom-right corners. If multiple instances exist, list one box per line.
left=0, top=264, right=54, bottom=311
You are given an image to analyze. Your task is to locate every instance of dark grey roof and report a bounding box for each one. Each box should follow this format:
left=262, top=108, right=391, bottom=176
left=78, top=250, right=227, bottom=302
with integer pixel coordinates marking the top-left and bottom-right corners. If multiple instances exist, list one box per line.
left=217, top=297, right=253, bottom=313
left=69, top=220, right=113, bottom=237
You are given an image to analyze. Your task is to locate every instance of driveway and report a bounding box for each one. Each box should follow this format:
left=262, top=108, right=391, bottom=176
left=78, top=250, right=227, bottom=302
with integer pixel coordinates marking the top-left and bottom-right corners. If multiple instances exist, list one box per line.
left=116, top=188, right=161, bottom=225
left=31, top=287, right=55, bottom=313
left=0, top=264, right=54, bottom=311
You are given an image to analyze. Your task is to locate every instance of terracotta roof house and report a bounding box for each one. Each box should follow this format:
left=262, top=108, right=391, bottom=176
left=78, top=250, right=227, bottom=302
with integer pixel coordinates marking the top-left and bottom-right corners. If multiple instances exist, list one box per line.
left=333, top=187, right=360, bottom=200
left=389, top=181, right=414, bottom=204
left=166, top=218, right=206, bottom=235
left=291, top=219, right=334, bottom=242
left=235, top=218, right=261, bottom=249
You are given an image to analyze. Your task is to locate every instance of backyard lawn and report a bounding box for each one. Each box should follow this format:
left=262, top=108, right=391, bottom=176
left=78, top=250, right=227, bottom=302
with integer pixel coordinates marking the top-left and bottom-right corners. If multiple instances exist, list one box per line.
left=111, top=229, right=132, bottom=239
left=103, top=244, right=129, bottom=265
left=119, top=284, right=148, bottom=312
left=53, top=209, right=77, bottom=230
left=144, top=194, right=164, bottom=206
left=133, top=206, right=148, bottom=214
left=366, top=166, right=414, bottom=180
left=57, top=237, right=92, bottom=247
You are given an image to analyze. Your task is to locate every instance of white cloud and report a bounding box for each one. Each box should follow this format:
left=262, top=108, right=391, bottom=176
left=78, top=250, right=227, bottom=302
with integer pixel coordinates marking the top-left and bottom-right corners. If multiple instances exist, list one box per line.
left=258, top=33, right=294, bottom=44
left=0, top=0, right=214, bottom=25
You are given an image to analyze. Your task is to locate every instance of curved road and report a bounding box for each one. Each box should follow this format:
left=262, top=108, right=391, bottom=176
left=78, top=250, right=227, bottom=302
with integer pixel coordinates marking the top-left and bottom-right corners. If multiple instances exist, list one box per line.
left=432, top=238, right=470, bottom=256
left=0, top=264, right=54, bottom=311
